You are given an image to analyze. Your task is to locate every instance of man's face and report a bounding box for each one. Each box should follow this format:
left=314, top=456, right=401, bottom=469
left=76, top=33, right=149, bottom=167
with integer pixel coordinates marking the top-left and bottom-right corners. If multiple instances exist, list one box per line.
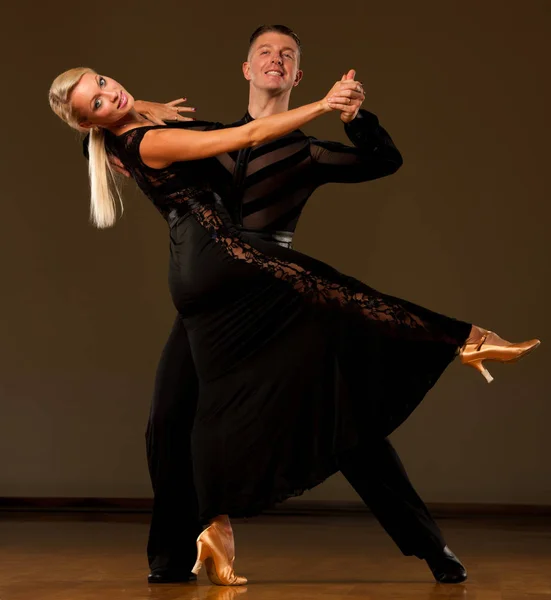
left=243, top=32, right=303, bottom=94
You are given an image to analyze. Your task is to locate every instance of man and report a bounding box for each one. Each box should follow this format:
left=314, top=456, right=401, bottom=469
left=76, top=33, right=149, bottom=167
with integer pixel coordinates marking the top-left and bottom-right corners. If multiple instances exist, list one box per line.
left=100, top=24, right=466, bottom=585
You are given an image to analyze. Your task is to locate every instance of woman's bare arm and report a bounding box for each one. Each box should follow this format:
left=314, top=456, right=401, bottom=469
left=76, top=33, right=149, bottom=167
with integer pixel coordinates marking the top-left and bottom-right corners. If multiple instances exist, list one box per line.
left=140, top=79, right=361, bottom=168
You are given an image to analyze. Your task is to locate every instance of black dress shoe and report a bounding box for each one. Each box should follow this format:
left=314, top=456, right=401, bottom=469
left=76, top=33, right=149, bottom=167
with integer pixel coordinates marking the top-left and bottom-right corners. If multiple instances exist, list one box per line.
left=148, top=571, right=198, bottom=584
left=425, top=546, right=467, bottom=583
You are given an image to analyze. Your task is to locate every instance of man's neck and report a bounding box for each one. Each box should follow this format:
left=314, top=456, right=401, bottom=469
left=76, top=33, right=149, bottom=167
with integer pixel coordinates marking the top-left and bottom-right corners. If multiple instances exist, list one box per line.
left=247, top=88, right=291, bottom=119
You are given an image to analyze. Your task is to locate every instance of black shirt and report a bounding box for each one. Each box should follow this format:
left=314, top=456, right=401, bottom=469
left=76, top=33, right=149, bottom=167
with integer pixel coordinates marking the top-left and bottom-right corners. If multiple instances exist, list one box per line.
left=218, top=109, right=402, bottom=232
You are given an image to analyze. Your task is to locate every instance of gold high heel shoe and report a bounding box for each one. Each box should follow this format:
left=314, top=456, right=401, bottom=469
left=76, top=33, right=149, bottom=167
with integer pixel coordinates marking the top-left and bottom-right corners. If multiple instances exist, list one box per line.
left=460, top=331, right=540, bottom=383
left=191, top=524, right=248, bottom=586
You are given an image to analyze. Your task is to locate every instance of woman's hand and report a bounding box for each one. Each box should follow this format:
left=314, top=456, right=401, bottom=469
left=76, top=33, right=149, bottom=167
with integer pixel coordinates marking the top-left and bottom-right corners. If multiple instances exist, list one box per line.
left=134, top=98, right=197, bottom=125
left=323, top=70, right=365, bottom=121
left=338, top=70, right=365, bottom=123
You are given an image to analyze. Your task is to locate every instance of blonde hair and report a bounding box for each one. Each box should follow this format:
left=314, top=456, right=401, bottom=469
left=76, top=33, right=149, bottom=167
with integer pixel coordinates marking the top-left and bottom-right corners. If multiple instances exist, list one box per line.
left=49, top=67, right=123, bottom=228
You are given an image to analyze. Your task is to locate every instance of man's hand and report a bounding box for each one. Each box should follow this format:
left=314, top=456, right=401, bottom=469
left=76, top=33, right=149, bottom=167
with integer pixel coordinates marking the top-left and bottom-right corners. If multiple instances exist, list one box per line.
left=134, top=98, right=197, bottom=126
left=335, top=70, right=365, bottom=123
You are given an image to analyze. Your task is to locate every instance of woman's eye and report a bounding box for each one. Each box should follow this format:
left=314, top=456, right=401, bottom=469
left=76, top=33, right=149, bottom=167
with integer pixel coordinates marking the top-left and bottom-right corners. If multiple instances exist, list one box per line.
left=99, top=77, right=106, bottom=87
left=94, top=98, right=102, bottom=110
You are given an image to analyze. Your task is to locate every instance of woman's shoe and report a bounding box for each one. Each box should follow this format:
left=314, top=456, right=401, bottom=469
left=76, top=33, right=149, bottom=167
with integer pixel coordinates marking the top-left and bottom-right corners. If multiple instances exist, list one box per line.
left=191, top=524, right=248, bottom=586
left=460, top=331, right=540, bottom=383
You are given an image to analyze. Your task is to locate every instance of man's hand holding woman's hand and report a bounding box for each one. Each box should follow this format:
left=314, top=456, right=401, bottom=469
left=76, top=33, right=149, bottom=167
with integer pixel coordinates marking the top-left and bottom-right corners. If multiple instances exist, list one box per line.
left=325, top=69, right=365, bottom=123
left=324, top=70, right=365, bottom=121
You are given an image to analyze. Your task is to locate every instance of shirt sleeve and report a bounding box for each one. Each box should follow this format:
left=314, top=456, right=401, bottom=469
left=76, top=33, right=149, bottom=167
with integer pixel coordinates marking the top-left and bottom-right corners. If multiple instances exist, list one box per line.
left=309, top=109, right=403, bottom=184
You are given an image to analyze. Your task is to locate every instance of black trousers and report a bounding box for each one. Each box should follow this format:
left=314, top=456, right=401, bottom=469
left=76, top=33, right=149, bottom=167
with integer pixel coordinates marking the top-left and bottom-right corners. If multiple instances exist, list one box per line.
left=146, top=315, right=446, bottom=573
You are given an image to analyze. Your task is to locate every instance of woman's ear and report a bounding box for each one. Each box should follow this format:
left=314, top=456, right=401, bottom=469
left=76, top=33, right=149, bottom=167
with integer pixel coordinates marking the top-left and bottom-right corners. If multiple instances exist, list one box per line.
left=79, top=120, right=93, bottom=129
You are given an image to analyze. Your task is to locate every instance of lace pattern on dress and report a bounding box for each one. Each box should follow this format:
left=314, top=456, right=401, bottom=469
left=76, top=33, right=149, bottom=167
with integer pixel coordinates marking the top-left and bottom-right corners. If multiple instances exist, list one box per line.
left=190, top=204, right=429, bottom=332
left=111, top=125, right=464, bottom=346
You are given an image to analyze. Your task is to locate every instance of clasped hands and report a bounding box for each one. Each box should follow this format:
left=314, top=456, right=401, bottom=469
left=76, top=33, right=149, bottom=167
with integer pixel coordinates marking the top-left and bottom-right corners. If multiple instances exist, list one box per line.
left=135, top=69, right=365, bottom=127
left=330, top=69, right=365, bottom=123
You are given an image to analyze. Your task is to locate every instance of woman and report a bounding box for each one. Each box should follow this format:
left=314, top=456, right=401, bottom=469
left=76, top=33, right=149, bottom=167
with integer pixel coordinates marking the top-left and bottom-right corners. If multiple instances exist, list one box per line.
left=49, top=67, right=539, bottom=586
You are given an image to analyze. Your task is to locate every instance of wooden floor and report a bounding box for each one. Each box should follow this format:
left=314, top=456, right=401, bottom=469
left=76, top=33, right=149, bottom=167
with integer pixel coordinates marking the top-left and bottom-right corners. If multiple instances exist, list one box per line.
left=1, top=513, right=550, bottom=599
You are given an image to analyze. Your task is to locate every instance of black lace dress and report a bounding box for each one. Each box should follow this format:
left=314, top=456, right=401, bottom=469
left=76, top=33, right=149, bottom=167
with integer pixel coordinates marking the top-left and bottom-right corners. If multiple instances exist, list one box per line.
left=108, top=125, right=471, bottom=521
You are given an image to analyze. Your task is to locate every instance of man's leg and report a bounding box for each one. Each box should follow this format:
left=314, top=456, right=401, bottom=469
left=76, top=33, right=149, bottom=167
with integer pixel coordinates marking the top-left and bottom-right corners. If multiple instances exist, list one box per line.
left=339, top=438, right=467, bottom=583
left=146, top=315, right=202, bottom=579
left=339, top=437, right=445, bottom=558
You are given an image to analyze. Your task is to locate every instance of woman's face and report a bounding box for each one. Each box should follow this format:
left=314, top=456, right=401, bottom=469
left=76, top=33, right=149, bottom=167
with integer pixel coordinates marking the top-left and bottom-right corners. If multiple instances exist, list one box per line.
left=70, top=73, right=135, bottom=129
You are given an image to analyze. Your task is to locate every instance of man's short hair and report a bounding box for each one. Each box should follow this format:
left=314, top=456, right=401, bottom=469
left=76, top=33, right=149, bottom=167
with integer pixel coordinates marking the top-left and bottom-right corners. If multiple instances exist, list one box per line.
left=248, top=25, right=302, bottom=59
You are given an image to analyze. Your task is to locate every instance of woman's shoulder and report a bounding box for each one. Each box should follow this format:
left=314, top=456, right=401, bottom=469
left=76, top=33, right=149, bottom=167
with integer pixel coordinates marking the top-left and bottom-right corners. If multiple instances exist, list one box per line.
left=108, top=118, right=228, bottom=171
left=113, top=119, right=225, bottom=149
left=106, top=125, right=160, bottom=160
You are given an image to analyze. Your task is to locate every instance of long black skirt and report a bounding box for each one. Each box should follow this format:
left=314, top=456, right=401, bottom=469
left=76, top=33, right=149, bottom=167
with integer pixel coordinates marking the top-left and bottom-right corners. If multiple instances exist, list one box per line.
left=167, top=197, right=470, bottom=521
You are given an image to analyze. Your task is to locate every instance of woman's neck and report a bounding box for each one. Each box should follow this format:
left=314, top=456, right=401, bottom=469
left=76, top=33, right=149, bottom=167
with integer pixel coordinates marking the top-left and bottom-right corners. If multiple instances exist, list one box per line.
left=106, top=109, right=151, bottom=136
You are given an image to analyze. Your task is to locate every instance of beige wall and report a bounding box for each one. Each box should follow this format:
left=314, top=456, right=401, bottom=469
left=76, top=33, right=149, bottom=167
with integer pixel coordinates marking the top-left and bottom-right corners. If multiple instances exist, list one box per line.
left=1, top=1, right=549, bottom=505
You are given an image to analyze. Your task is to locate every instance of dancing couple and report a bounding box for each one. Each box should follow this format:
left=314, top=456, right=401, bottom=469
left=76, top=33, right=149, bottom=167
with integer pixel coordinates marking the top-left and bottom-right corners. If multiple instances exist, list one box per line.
left=49, top=24, right=539, bottom=587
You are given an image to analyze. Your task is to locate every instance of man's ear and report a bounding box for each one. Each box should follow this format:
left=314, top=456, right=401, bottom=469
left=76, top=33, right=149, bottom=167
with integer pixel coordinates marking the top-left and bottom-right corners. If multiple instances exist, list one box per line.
left=242, top=62, right=252, bottom=81
left=293, top=69, right=304, bottom=87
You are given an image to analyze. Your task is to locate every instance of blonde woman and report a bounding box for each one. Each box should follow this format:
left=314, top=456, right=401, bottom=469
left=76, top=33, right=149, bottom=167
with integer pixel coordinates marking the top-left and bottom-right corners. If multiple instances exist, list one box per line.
left=50, top=67, right=539, bottom=586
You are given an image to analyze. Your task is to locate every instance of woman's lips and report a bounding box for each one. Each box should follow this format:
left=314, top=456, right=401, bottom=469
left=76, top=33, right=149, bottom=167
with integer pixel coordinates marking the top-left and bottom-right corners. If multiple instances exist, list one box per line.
left=118, top=91, right=128, bottom=109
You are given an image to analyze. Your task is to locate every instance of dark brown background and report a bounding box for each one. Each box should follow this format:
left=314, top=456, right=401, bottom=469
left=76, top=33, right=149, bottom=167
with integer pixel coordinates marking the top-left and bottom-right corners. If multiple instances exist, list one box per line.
left=0, top=0, right=549, bottom=505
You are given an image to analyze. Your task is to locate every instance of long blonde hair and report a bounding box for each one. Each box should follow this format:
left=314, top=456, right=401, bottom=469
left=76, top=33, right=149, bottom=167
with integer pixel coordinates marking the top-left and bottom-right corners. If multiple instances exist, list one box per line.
left=49, top=67, right=123, bottom=228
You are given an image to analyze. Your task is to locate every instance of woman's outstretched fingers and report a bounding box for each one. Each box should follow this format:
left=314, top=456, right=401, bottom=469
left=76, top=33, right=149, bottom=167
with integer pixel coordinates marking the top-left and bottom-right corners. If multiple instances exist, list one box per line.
left=176, top=105, right=197, bottom=121
left=166, top=97, right=188, bottom=106
left=135, top=99, right=196, bottom=124
left=166, top=98, right=196, bottom=119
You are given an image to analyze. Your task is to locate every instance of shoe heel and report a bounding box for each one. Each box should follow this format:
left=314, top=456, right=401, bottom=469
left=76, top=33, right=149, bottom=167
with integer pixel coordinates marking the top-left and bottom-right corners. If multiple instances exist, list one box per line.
left=191, top=540, right=206, bottom=575
left=472, top=360, right=494, bottom=383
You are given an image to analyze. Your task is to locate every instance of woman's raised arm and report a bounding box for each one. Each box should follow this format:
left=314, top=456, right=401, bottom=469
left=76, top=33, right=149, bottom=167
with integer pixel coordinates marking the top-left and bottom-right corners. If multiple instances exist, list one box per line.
left=140, top=79, right=361, bottom=168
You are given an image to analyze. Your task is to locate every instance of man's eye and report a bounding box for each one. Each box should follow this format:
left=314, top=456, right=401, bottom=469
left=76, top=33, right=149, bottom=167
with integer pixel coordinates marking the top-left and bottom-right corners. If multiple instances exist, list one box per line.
left=284, top=54, right=293, bottom=59
left=261, top=50, right=269, bottom=55
left=94, top=98, right=102, bottom=110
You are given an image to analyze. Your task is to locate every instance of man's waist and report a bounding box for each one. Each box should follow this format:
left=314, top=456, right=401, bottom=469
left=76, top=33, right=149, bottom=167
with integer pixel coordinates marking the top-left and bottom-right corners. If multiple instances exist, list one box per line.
left=238, top=227, right=294, bottom=249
